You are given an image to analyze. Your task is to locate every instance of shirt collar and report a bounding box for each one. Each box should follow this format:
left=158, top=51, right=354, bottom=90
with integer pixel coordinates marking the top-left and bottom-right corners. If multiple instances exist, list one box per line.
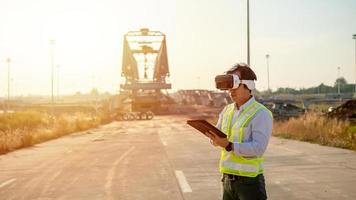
left=234, top=96, right=255, bottom=111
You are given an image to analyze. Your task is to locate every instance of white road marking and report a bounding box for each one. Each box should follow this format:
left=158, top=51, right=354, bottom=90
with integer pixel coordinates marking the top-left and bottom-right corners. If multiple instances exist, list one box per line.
left=159, top=135, right=168, bottom=146
left=105, top=146, right=135, bottom=200
left=39, top=169, right=63, bottom=196
left=300, top=177, right=315, bottom=184
left=175, top=170, right=192, bottom=193
left=0, top=178, right=16, bottom=189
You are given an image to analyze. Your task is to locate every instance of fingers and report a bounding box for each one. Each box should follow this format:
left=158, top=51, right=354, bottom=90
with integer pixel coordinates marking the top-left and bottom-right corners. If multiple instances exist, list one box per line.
left=209, top=138, right=218, bottom=147
left=212, top=140, right=218, bottom=147
left=205, top=132, right=212, bottom=139
left=207, top=135, right=214, bottom=144
left=206, top=131, right=217, bottom=139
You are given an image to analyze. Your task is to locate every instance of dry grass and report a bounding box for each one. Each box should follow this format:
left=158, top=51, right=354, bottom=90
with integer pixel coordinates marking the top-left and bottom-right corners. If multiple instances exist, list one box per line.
left=0, top=111, right=44, bottom=131
left=0, top=110, right=112, bottom=154
left=273, top=112, right=356, bottom=151
left=206, top=112, right=355, bottom=151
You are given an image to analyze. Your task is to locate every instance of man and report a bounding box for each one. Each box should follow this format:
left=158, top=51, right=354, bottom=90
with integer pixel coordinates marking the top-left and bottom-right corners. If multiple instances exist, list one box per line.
left=207, top=63, right=273, bottom=200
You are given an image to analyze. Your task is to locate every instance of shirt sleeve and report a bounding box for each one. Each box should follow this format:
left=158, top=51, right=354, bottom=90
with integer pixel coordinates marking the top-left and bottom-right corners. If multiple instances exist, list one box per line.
left=215, top=111, right=223, bottom=130
left=232, top=109, right=273, bottom=157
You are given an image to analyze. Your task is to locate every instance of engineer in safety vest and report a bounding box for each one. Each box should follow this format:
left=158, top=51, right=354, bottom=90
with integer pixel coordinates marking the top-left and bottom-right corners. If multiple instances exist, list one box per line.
left=207, top=63, right=273, bottom=200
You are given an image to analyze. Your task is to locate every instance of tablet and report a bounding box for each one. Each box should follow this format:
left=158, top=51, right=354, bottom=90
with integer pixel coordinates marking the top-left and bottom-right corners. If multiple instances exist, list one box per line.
left=186, top=119, right=226, bottom=138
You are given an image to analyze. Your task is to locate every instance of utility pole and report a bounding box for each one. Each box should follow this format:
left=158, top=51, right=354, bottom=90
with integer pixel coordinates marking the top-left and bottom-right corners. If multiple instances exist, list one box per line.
left=266, top=54, right=270, bottom=92
left=353, top=34, right=356, bottom=94
left=6, top=58, right=11, bottom=101
left=247, top=0, right=250, bottom=65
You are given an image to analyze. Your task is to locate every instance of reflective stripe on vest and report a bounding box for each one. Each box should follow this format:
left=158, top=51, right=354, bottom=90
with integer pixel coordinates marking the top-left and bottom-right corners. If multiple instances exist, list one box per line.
left=219, top=100, right=271, bottom=177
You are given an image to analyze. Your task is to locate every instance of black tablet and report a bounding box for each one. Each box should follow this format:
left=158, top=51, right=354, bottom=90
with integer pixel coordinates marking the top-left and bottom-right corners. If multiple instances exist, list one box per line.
left=186, top=119, right=226, bottom=138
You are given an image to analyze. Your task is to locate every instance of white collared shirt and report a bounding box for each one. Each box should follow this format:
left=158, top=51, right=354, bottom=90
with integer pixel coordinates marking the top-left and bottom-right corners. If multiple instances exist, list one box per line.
left=216, top=96, right=273, bottom=157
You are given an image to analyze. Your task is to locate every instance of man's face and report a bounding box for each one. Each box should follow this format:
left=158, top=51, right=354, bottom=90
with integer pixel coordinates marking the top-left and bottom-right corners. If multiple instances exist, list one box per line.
left=229, top=84, right=246, bottom=103
left=228, top=72, right=250, bottom=103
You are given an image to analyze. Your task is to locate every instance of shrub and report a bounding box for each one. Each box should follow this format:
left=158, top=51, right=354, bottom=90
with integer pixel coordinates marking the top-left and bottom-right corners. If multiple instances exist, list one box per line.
left=273, top=112, right=355, bottom=150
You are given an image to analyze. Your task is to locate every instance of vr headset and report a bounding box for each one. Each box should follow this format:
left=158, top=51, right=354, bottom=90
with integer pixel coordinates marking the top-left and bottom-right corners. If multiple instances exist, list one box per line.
left=215, top=74, right=255, bottom=90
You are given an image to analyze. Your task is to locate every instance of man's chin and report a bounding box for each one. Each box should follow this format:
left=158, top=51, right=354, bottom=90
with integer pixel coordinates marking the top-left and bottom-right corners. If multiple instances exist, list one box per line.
left=232, top=98, right=239, bottom=103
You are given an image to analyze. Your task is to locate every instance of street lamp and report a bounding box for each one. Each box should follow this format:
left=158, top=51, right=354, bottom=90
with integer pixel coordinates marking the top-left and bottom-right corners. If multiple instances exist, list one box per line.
left=337, top=66, right=341, bottom=94
left=11, top=78, right=14, bottom=98
left=50, top=39, right=55, bottom=110
left=353, top=34, right=356, bottom=94
left=197, top=76, right=200, bottom=89
left=57, top=64, right=60, bottom=99
left=265, top=54, right=270, bottom=92
left=6, top=58, right=11, bottom=101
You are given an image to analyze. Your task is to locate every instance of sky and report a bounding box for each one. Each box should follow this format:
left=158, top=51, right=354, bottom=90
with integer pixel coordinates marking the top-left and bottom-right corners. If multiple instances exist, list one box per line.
left=0, top=0, right=355, bottom=96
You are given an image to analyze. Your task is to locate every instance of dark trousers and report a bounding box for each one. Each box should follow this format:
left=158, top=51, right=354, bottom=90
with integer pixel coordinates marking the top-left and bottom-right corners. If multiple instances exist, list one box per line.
left=222, top=173, right=267, bottom=200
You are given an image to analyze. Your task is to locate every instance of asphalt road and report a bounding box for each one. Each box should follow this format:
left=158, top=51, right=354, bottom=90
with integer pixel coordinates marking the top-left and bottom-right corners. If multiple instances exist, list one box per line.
left=0, top=116, right=355, bottom=200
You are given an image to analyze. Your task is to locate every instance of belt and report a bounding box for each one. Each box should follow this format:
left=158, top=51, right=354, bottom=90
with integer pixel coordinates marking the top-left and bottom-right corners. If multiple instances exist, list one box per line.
left=223, top=173, right=262, bottom=181
left=223, top=173, right=241, bottom=181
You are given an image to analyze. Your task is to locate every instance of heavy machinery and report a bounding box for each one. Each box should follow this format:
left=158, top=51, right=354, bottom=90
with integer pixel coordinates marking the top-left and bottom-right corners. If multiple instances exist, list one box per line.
left=111, top=28, right=172, bottom=120
left=262, top=100, right=306, bottom=121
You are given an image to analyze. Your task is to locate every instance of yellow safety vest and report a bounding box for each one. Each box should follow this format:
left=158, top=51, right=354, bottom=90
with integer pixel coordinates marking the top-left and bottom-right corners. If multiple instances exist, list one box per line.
left=219, top=100, right=272, bottom=177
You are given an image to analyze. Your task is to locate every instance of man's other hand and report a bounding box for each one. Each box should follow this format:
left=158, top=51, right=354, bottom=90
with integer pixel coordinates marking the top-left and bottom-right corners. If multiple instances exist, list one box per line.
left=206, top=131, right=229, bottom=148
left=209, top=138, right=218, bottom=147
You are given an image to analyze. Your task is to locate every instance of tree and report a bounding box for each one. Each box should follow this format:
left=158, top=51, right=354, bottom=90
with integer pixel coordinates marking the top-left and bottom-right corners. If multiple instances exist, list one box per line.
left=334, top=77, right=347, bottom=87
left=333, top=77, right=355, bottom=93
left=271, top=77, right=354, bottom=94
left=316, top=83, right=334, bottom=93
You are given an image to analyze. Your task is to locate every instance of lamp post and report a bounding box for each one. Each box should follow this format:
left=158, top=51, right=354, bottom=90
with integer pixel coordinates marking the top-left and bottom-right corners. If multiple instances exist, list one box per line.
left=265, top=54, right=270, bottom=92
left=11, top=78, right=14, bottom=99
left=57, top=64, right=60, bottom=99
left=6, top=58, right=11, bottom=101
left=50, top=39, right=55, bottom=112
left=337, top=66, right=341, bottom=94
left=197, top=76, right=200, bottom=89
left=353, top=34, right=356, bottom=94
